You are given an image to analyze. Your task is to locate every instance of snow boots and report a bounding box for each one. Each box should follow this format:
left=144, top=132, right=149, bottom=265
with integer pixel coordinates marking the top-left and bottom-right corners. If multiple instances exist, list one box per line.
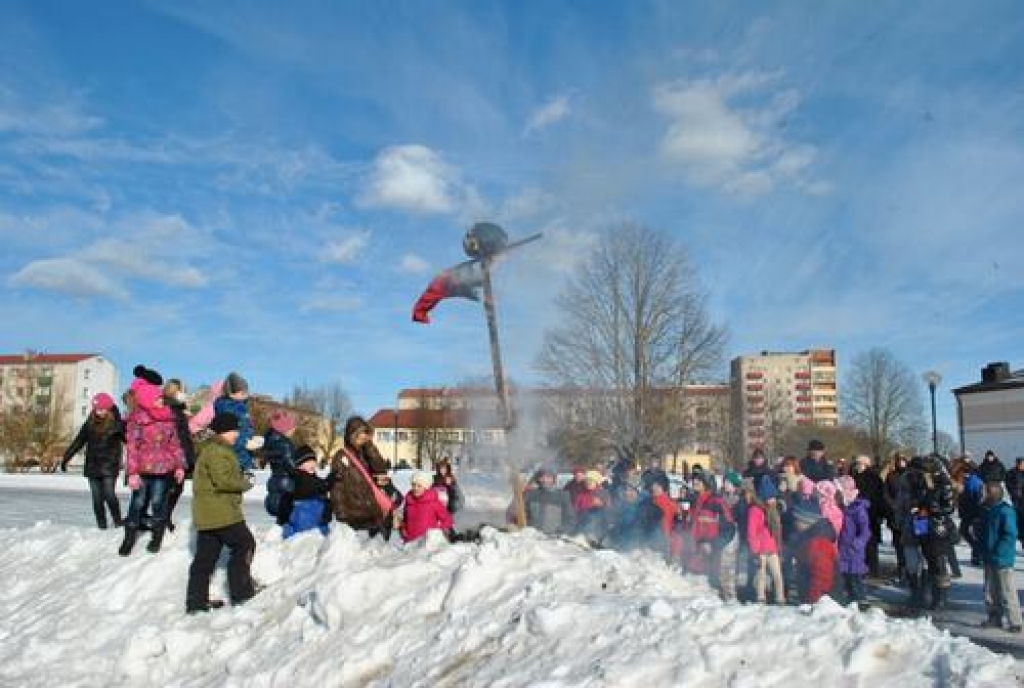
left=146, top=526, right=165, bottom=554
left=980, top=612, right=1003, bottom=629
left=118, top=527, right=138, bottom=557
left=908, top=573, right=926, bottom=610
left=930, top=583, right=949, bottom=611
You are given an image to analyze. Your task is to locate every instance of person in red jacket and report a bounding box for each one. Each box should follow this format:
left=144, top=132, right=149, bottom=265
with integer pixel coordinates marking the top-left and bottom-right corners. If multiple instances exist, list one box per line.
left=400, top=472, right=453, bottom=543
left=790, top=502, right=838, bottom=604
left=648, top=479, right=681, bottom=559
left=689, top=474, right=737, bottom=593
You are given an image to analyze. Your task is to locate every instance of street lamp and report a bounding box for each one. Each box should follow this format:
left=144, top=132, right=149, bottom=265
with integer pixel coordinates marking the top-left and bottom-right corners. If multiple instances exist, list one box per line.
left=923, top=370, right=942, bottom=456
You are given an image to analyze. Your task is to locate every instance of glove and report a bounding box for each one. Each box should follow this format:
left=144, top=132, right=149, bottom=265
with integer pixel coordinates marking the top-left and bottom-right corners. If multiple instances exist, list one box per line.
left=60, top=460, right=69, bottom=473
left=128, top=474, right=142, bottom=491
left=246, top=436, right=265, bottom=451
left=174, top=468, right=185, bottom=484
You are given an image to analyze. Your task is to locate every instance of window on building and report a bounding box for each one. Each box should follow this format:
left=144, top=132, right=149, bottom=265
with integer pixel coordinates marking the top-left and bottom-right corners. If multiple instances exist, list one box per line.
left=84, top=369, right=91, bottom=380
left=82, top=388, right=89, bottom=400
left=81, top=405, right=88, bottom=417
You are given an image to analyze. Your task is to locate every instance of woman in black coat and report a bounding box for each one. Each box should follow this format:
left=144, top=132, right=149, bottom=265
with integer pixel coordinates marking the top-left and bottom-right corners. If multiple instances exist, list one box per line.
left=61, top=393, right=125, bottom=529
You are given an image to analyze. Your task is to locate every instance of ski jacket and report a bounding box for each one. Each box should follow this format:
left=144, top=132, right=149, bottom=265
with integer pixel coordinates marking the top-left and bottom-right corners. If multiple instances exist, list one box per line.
left=401, top=487, right=453, bottom=542
left=691, top=492, right=735, bottom=548
left=838, top=498, right=871, bottom=575
left=192, top=439, right=251, bottom=531
left=747, top=503, right=781, bottom=555
left=125, top=405, right=185, bottom=477
left=981, top=500, right=1018, bottom=568
left=63, top=413, right=124, bottom=478
left=213, top=396, right=255, bottom=471
left=794, top=519, right=838, bottom=603
left=525, top=486, right=575, bottom=535
left=329, top=447, right=391, bottom=531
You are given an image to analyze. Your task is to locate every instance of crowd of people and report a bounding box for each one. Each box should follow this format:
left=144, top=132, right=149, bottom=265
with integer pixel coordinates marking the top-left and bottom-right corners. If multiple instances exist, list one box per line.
left=57, top=369, right=1024, bottom=630
left=60, top=365, right=465, bottom=614
left=521, top=442, right=1023, bottom=633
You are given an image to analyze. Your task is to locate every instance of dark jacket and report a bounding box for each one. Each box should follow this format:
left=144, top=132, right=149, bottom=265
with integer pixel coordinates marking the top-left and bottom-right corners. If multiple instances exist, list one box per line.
left=852, top=467, right=886, bottom=522
left=262, top=429, right=297, bottom=516
left=914, top=468, right=956, bottom=544
left=800, top=456, right=837, bottom=483
left=213, top=396, right=255, bottom=471
left=168, top=401, right=197, bottom=473
left=525, top=486, right=575, bottom=535
left=838, top=498, right=871, bottom=575
left=329, top=446, right=390, bottom=530
left=277, top=469, right=334, bottom=530
left=981, top=499, right=1018, bottom=568
left=1006, top=468, right=1024, bottom=506
left=977, top=457, right=1007, bottom=485
left=62, top=413, right=125, bottom=478
left=433, top=476, right=464, bottom=514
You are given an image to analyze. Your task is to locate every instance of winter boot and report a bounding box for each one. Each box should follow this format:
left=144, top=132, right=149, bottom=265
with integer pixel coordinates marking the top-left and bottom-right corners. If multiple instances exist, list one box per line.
left=908, top=574, right=926, bottom=610
left=980, top=612, right=1003, bottom=629
left=930, top=584, right=949, bottom=611
left=146, top=525, right=165, bottom=554
left=118, top=527, right=138, bottom=557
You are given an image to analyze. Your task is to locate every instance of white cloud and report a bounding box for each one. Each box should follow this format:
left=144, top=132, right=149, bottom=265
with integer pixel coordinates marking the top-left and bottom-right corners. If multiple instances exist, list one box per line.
left=357, top=145, right=459, bottom=214
left=9, top=258, right=127, bottom=300
left=653, top=72, right=824, bottom=197
left=0, top=87, right=103, bottom=137
left=299, top=294, right=364, bottom=313
left=323, top=230, right=370, bottom=264
left=5, top=210, right=212, bottom=299
left=523, top=95, right=571, bottom=136
left=398, top=253, right=430, bottom=275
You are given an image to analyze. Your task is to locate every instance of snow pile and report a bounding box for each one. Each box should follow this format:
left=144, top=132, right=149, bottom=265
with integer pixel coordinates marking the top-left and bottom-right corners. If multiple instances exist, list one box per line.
left=0, top=521, right=1015, bottom=687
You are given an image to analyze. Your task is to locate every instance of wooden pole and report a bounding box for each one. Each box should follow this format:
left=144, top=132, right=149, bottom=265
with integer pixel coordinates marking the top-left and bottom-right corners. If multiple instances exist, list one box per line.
left=480, top=257, right=526, bottom=527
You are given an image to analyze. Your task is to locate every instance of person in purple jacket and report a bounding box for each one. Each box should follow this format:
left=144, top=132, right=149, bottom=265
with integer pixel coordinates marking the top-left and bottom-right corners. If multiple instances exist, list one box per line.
left=836, top=475, right=872, bottom=605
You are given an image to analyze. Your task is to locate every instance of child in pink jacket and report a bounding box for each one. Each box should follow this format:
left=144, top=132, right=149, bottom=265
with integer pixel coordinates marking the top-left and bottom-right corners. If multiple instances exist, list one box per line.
left=746, top=476, right=786, bottom=604
left=400, top=472, right=454, bottom=542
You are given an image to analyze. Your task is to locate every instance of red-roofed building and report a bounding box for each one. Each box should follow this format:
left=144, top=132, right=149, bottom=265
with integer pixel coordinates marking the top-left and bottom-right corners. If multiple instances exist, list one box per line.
left=0, top=352, right=119, bottom=461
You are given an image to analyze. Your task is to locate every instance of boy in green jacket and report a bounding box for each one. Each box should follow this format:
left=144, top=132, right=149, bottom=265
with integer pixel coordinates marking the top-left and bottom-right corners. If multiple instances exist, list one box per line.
left=186, top=412, right=257, bottom=614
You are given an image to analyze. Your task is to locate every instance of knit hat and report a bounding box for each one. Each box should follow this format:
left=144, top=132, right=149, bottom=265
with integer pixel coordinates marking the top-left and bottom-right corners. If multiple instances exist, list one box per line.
left=294, top=444, right=318, bottom=467
left=693, top=472, right=717, bottom=493
left=724, top=471, right=742, bottom=488
left=210, top=412, right=240, bottom=435
left=792, top=501, right=822, bottom=529
left=585, top=470, right=604, bottom=485
left=836, top=475, right=859, bottom=503
left=129, top=377, right=162, bottom=412
left=756, top=475, right=780, bottom=501
left=269, top=410, right=297, bottom=435
left=808, top=439, right=825, bottom=452
left=223, top=372, right=249, bottom=396
left=411, top=471, right=432, bottom=488
left=91, top=392, right=115, bottom=411
left=132, top=364, right=163, bottom=386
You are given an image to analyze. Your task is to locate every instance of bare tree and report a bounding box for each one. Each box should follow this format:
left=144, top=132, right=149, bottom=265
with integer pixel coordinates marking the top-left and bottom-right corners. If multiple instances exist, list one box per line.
left=537, top=223, right=728, bottom=463
left=0, top=357, right=72, bottom=472
left=843, top=348, right=926, bottom=459
left=285, top=382, right=353, bottom=459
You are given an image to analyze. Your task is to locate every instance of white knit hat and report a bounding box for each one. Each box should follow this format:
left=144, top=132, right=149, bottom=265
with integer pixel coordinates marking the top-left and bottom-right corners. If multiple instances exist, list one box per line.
left=411, top=471, right=433, bottom=488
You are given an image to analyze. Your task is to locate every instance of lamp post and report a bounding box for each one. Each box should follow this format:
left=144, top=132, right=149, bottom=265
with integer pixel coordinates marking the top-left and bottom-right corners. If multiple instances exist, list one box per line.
left=923, top=370, right=942, bottom=456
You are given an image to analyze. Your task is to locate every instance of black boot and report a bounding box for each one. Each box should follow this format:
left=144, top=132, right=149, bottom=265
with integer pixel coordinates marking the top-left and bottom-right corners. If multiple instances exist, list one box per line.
left=908, top=574, right=926, bottom=609
left=146, top=526, right=165, bottom=554
left=118, top=527, right=138, bottom=557
left=980, top=612, right=1003, bottom=629
left=930, top=584, right=948, bottom=611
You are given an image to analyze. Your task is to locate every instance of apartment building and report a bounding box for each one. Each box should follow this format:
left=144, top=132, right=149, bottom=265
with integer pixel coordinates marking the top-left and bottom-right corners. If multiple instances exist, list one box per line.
left=731, top=349, right=839, bottom=454
left=0, top=352, right=119, bottom=438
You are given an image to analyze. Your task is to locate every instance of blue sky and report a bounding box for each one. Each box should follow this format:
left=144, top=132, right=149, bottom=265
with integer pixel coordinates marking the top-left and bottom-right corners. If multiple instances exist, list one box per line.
left=1, top=1, right=1022, bottom=439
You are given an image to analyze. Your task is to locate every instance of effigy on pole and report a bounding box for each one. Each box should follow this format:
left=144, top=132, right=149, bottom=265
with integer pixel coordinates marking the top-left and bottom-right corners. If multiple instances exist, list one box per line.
left=412, top=222, right=542, bottom=528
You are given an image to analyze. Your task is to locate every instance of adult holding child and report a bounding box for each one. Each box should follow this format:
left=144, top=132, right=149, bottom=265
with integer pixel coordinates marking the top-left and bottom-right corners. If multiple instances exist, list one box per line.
left=329, top=416, right=394, bottom=537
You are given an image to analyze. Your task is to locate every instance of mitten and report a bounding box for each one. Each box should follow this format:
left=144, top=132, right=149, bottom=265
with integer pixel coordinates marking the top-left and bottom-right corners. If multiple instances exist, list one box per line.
left=128, top=474, right=142, bottom=491
left=246, top=436, right=265, bottom=451
left=174, top=468, right=185, bottom=483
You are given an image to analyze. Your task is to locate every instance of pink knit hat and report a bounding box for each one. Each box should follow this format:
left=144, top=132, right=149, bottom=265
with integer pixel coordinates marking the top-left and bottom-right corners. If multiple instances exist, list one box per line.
left=269, top=410, right=297, bottom=435
left=91, top=392, right=115, bottom=411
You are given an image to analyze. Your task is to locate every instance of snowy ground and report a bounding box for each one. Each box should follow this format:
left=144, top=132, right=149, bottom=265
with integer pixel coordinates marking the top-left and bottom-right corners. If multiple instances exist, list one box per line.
left=0, top=473, right=1021, bottom=687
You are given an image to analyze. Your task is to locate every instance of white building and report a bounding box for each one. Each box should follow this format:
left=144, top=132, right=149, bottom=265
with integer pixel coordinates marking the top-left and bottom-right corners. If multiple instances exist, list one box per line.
left=0, top=352, right=119, bottom=438
left=954, top=362, right=1024, bottom=462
